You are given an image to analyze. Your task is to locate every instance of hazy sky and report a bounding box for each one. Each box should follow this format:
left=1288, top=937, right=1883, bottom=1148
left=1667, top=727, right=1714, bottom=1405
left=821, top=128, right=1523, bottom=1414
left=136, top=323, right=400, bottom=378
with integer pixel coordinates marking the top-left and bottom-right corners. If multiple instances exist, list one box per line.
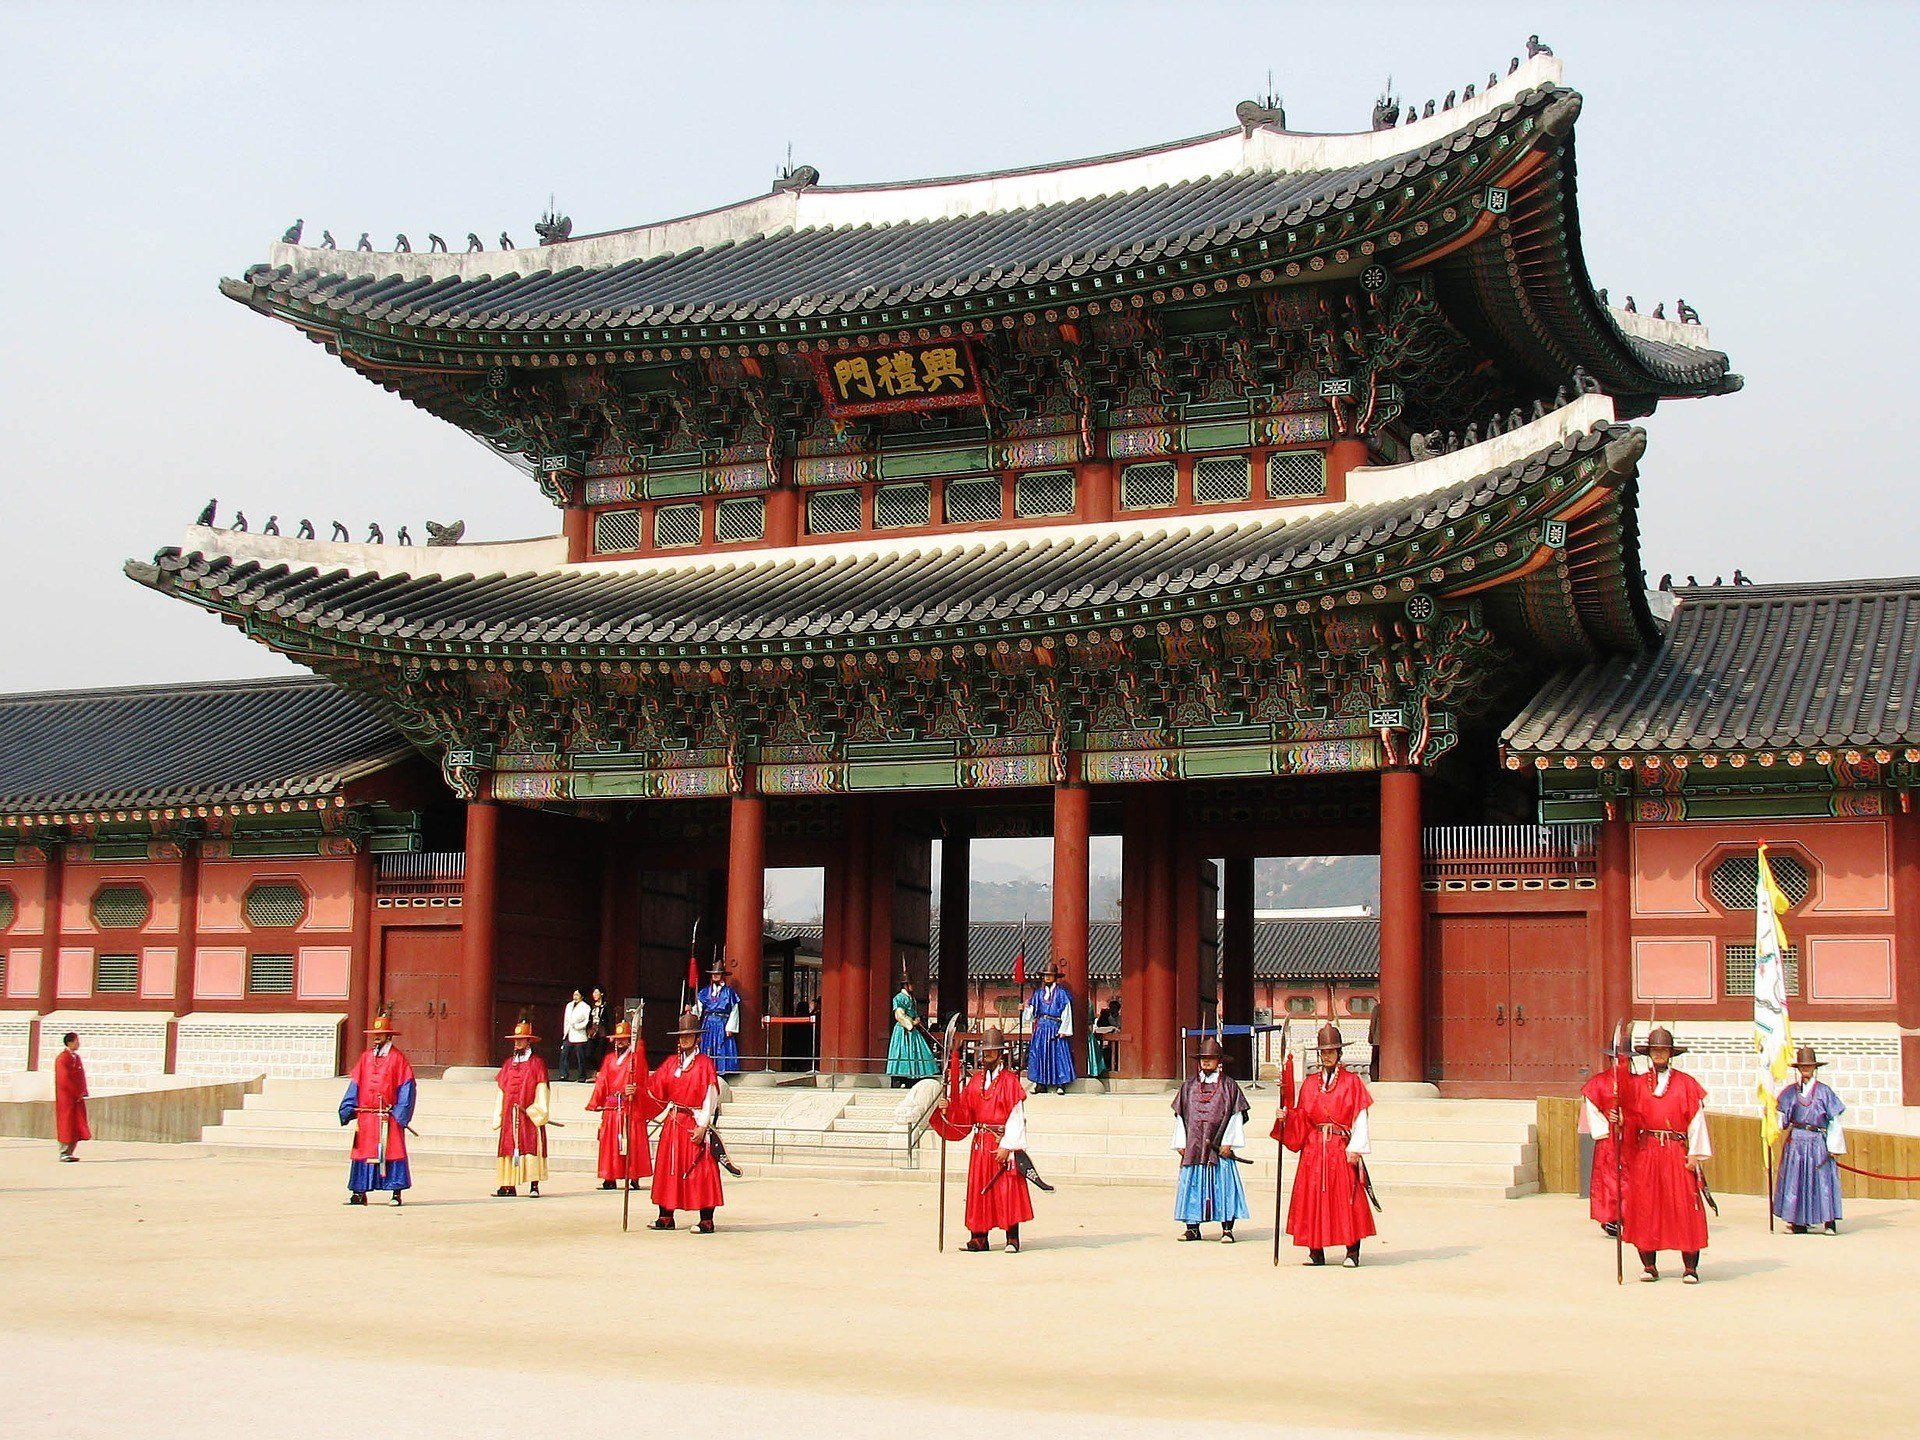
left=5, top=1, right=1917, bottom=694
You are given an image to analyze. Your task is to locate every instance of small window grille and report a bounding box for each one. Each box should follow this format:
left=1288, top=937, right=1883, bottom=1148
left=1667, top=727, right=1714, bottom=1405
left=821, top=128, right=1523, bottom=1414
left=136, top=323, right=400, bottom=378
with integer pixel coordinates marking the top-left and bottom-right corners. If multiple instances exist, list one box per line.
left=1120, top=461, right=1178, bottom=510
left=94, top=953, right=139, bottom=994
left=1709, top=852, right=1811, bottom=910
left=653, top=503, right=703, bottom=548
left=807, top=488, right=862, bottom=535
left=248, top=952, right=296, bottom=996
left=1284, top=994, right=1319, bottom=1016
left=0, top=888, right=14, bottom=931
left=593, top=508, right=644, bottom=554
left=1193, top=455, right=1252, bottom=504
left=1267, top=450, right=1328, bottom=499
left=1014, top=470, right=1076, bottom=518
left=1346, top=995, right=1379, bottom=1016
left=1723, top=943, right=1801, bottom=999
left=245, top=883, right=308, bottom=929
left=874, top=483, right=931, bottom=530
left=943, top=476, right=1003, bottom=525
left=91, top=886, right=150, bottom=930
left=714, top=497, right=765, bottom=543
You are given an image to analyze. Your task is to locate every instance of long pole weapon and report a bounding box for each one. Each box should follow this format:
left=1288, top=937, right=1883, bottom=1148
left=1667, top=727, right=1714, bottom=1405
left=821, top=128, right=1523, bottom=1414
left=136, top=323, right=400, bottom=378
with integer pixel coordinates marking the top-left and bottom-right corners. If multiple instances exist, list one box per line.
left=1273, top=1019, right=1291, bottom=1268
left=1612, top=1019, right=1629, bottom=1285
left=937, top=1013, right=958, bottom=1253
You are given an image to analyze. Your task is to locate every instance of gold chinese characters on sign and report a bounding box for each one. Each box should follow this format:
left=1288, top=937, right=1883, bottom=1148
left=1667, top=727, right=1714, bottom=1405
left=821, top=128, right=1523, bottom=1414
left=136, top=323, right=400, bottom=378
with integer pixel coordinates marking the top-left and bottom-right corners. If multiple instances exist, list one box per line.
left=810, top=340, right=985, bottom=418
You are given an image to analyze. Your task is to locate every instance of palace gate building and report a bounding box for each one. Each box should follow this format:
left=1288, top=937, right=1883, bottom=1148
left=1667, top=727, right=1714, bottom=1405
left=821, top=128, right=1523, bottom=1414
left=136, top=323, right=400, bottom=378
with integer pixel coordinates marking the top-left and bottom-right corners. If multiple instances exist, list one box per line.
left=4, top=52, right=1915, bottom=1110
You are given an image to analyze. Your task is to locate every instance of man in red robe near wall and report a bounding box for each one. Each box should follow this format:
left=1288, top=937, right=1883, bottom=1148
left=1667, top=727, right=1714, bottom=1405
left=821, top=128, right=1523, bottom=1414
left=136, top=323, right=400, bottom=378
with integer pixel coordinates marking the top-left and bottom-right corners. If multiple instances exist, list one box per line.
left=1274, top=1023, right=1375, bottom=1267
left=586, top=1018, right=657, bottom=1191
left=54, top=1031, right=90, bottom=1162
left=1621, top=1026, right=1711, bottom=1283
left=493, top=1017, right=551, bottom=1198
left=338, top=1008, right=416, bottom=1206
left=929, top=1028, right=1035, bottom=1253
left=647, top=1008, right=725, bottom=1232
left=1580, top=1033, right=1633, bottom=1237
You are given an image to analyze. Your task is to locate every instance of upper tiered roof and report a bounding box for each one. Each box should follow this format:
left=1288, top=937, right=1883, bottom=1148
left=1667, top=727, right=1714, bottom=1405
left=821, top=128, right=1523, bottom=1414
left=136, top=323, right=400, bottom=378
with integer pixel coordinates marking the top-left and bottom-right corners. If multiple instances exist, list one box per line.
left=223, top=53, right=1733, bottom=433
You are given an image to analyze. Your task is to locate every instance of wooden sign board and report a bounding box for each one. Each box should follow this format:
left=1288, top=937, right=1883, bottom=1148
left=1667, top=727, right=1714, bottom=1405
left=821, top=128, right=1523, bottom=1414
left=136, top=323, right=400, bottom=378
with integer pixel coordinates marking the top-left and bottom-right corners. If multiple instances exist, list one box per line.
left=810, top=340, right=984, bottom=418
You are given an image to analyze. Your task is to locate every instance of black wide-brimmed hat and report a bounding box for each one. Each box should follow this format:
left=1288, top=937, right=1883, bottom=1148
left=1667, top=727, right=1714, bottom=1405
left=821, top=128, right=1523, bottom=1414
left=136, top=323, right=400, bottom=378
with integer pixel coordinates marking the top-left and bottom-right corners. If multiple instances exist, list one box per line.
left=1633, top=1025, right=1688, bottom=1057
left=1792, top=1045, right=1825, bottom=1070
left=1197, top=1036, right=1227, bottom=1062
left=1312, top=1023, right=1348, bottom=1051
left=979, top=1027, right=1008, bottom=1054
left=672, top=1007, right=703, bottom=1037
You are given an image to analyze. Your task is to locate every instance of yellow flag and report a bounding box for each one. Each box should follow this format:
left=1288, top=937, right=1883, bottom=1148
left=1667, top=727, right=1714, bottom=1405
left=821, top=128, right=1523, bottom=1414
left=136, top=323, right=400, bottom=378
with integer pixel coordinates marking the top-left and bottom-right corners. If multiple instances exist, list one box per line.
left=1753, top=845, right=1794, bottom=1150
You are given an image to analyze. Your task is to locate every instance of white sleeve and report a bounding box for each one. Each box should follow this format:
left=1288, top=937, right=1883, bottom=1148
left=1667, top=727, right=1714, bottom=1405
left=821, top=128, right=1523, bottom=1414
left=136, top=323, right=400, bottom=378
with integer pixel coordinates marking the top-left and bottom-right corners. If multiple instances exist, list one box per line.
left=1060, top=1002, right=1073, bottom=1038
left=1686, top=1107, right=1712, bottom=1158
left=1021, top=1004, right=1033, bottom=1027
left=1582, top=1099, right=1610, bottom=1139
left=1170, top=1114, right=1187, bottom=1152
left=1346, top=1108, right=1371, bottom=1157
left=1221, top=1111, right=1246, bottom=1149
left=1001, top=1100, right=1027, bottom=1151
left=725, top=1002, right=740, bottom=1037
left=694, top=1084, right=718, bottom=1128
left=1827, top=1117, right=1847, bottom=1156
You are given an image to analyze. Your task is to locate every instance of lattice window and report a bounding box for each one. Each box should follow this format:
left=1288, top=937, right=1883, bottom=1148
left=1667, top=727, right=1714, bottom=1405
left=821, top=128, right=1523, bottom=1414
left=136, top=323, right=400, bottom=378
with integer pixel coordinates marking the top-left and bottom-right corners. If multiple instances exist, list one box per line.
left=94, top=953, right=139, bottom=994
left=653, top=503, right=703, bottom=548
left=943, top=476, right=1002, bottom=525
left=714, top=497, right=765, bottom=543
left=91, top=886, right=150, bottom=930
left=592, top=508, right=643, bottom=555
left=248, top=953, right=296, bottom=996
left=1193, top=455, right=1251, bottom=504
left=1723, top=943, right=1801, bottom=999
left=1346, top=995, right=1379, bottom=1016
left=0, top=888, right=14, bottom=931
left=807, top=488, right=862, bottom=535
left=1709, top=852, right=1811, bottom=910
left=1120, top=461, right=1177, bottom=510
left=1284, top=994, right=1318, bottom=1016
left=1014, top=470, right=1076, bottom=518
left=245, top=883, right=308, bottom=929
left=874, top=483, right=931, bottom=530
left=1267, top=449, right=1328, bottom=499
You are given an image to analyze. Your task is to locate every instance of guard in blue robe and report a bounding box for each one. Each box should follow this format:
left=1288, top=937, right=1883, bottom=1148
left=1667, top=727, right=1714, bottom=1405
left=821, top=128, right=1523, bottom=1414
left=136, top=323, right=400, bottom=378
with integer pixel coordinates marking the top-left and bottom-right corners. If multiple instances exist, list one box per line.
left=1773, top=1046, right=1847, bottom=1234
left=1171, top=1038, right=1251, bottom=1241
left=697, top=968, right=742, bottom=1076
left=1023, top=967, right=1076, bottom=1092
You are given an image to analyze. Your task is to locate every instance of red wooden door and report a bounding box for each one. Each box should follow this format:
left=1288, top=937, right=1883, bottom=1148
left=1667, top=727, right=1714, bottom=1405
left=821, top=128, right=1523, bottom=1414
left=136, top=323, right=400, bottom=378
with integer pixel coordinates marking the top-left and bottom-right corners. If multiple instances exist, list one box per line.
left=1425, top=915, right=1511, bottom=1083
left=381, top=928, right=461, bottom=1068
left=1506, top=915, right=1591, bottom=1086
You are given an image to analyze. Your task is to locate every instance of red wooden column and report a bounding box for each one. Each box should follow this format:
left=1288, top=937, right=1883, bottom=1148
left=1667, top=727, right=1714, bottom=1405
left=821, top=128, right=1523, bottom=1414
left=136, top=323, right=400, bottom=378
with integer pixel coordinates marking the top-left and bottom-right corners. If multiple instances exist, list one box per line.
left=1221, top=855, right=1256, bottom=1075
left=726, top=792, right=767, bottom=1064
left=1597, top=812, right=1634, bottom=1045
left=838, top=800, right=872, bottom=1070
left=819, top=847, right=846, bottom=1072
left=1119, top=790, right=1149, bottom=1077
left=1051, top=781, right=1092, bottom=1051
left=347, top=845, right=376, bottom=1054
left=1325, top=437, right=1371, bottom=494
left=562, top=506, right=592, bottom=563
left=865, top=800, right=898, bottom=1064
left=937, top=820, right=971, bottom=1027
left=1142, top=787, right=1179, bottom=1078
left=1377, top=767, right=1426, bottom=1083
left=456, top=794, right=501, bottom=1067
left=1894, top=804, right=1920, bottom=1104
left=26, top=844, right=66, bottom=1070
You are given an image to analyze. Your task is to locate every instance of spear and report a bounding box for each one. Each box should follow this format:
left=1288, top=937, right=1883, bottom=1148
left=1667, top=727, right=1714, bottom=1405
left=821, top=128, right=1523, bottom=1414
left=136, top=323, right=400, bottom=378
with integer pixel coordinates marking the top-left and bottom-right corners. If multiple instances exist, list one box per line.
left=1273, top=1019, right=1293, bottom=1267
left=1612, top=1018, right=1630, bottom=1285
left=937, top=1013, right=959, bottom=1253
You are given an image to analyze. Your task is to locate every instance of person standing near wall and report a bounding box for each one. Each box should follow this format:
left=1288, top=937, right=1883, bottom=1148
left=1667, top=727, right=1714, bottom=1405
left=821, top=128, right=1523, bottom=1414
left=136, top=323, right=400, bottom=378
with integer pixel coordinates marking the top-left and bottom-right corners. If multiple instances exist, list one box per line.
left=560, top=989, right=592, bottom=1082
left=54, top=1032, right=90, bottom=1163
left=587, top=987, right=611, bottom=1072
left=1772, top=1046, right=1847, bottom=1236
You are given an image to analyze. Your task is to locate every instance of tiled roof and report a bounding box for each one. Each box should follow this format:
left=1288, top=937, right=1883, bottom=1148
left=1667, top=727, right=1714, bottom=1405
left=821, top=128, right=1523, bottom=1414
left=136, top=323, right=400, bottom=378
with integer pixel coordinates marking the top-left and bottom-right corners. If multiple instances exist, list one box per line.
left=770, top=916, right=1379, bottom=982
left=0, top=676, right=414, bottom=815
left=1503, top=578, right=1920, bottom=757
left=130, top=423, right=1639, bottom=658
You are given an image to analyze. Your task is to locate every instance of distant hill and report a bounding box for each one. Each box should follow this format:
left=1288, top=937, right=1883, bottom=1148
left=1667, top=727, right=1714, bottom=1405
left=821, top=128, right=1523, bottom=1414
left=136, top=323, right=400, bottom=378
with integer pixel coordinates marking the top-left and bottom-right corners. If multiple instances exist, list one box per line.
left=941, top=855, right=1378, bottom=921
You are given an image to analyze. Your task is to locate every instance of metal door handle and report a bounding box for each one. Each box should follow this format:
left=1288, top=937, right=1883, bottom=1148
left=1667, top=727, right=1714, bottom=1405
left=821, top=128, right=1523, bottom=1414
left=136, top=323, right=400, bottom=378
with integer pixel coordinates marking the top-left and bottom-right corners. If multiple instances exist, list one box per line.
left=1514, top=1004, right=1526, bottom=1026
left=439, top=1000, right=449, bottom=1019
left=1494, top=1003, right=1505, bottom=1025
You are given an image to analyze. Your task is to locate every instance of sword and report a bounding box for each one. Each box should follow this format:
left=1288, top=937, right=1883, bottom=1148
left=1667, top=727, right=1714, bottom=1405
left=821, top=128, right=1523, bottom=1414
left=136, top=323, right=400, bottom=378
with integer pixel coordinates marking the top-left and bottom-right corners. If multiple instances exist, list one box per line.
left=1696, top=1168, right=1720, bottom=1217
left=1358, top=1156, right=1384, bottom=1213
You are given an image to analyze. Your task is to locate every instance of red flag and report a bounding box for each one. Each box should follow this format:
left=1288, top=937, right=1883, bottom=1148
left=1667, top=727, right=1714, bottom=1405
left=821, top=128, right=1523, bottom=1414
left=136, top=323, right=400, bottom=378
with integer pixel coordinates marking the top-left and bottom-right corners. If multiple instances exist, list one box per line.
left=687, top=950, right=701, bottom=995
left=1272, top=1050, right=1299, bottom=1145
left=1012, top=920, right=1027, bottom=988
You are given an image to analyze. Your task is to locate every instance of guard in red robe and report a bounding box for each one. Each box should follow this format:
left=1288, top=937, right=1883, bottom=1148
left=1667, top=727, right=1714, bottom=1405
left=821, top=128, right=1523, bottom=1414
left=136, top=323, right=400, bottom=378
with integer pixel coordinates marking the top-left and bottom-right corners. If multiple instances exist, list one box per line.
left=646, top=1008, right=724, bottom=1231
left=338, top=1009, right=416, bottom=1205
left=929, top=1028, right=1035, bottom=1253
left=1580, top=1034, right=1633, bottom=1236
left=493, top=1018, right=551, bottom=1198
left=1621, top=1026, right=1711, bottom=1283
left=586, top=1019, right=657, bottom=1190
left=1274, top=1024, right=1375, bottom=1266
left=53, top=1031, right=90, bottom=1162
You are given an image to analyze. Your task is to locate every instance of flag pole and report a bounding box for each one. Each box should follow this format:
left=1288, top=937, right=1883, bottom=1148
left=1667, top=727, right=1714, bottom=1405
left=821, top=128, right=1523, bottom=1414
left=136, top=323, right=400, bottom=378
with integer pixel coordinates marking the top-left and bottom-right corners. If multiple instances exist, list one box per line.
left=1273, top=1019, right=1290, bottom=1268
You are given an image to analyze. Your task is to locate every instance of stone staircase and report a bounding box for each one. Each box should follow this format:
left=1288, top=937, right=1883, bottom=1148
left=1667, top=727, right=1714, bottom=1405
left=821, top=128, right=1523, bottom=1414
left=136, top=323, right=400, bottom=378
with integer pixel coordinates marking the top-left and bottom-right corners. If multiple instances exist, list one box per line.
left=198, top=1077, right=1539, bottom=1198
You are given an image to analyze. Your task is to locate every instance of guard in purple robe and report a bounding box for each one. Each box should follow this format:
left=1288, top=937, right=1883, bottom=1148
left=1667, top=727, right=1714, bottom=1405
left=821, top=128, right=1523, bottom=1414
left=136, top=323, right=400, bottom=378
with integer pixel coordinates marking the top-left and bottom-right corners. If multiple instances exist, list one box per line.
left=1773, top=1046, right=1847, bottom=1234
left=1170, top=1037, right=1251, bottom=1242
left=1022, top=965, right=1076, bottom=1093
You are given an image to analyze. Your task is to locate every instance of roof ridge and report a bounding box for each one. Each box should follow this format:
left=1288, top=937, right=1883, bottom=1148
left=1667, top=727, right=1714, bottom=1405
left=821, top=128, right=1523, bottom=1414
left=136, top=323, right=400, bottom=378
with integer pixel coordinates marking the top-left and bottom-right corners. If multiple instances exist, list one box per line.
left=0, top=673, right=340, bottom=707
left=1674, top=575, right=1920, bottom=602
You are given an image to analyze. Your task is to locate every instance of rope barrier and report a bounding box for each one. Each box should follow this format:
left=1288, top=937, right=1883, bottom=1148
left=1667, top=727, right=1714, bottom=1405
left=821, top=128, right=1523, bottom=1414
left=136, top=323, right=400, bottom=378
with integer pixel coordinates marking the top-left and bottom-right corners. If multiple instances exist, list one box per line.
left=1831, top=1159, right=1920, bottom=1184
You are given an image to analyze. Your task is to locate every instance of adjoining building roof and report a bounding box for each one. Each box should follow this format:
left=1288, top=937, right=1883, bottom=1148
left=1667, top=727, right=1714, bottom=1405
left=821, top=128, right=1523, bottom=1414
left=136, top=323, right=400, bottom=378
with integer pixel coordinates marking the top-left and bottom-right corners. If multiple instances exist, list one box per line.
left=129, top=415, right=1650, bottom=663
left=1503, top=578, right=1920, bottom=760
left=0, top=676, right=414, bottom=817
left=769, top=915, right=1380, bottom=983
